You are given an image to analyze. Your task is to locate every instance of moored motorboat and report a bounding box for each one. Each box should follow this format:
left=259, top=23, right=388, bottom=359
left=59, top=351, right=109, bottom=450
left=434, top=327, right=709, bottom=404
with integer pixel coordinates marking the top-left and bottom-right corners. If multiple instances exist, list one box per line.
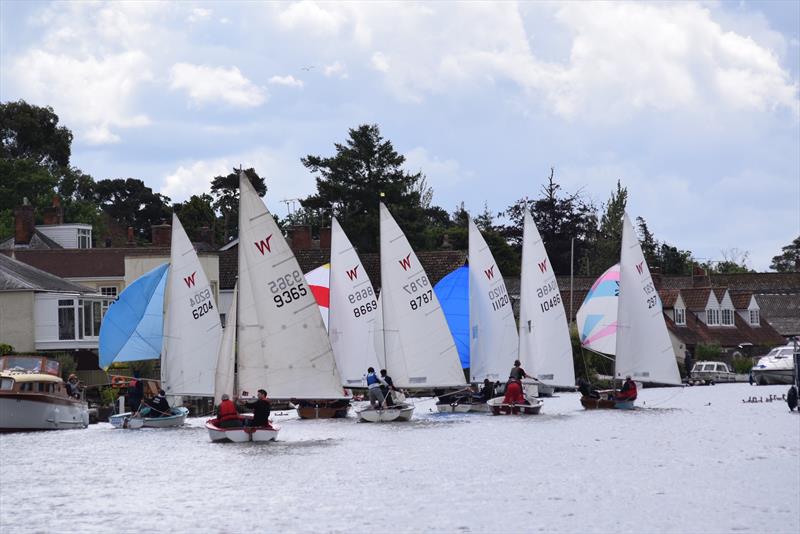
left=0, top=355, right=88, bottom=431
left=205, top=414, right=279, bottom=442
left=751, top=344, right=796, bottom=385
left=109, top=406, right=189, bottom=429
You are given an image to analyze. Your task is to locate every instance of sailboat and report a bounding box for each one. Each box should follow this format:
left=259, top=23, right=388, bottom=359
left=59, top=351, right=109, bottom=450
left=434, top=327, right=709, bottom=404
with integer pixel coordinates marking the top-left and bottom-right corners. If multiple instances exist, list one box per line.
left=436, top=219, right=518, bottom=413
left=576, top=263, right=620, bottom=357
left=102, top=214, right=222, bottom=428
left=357, top=203, right=466, bottom=422
left=579, top=213, right=681, bottom=409
left=206, top=173, right=347, bottom=440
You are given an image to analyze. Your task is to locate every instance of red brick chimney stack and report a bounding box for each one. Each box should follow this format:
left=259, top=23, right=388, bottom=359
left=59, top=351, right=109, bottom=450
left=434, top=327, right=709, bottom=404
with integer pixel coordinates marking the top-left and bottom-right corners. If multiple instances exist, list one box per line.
left=127, top=226, right=135, bottom=246
left=151, top=223, right=172, bottom=248
left=198, top=226, right=214, bottom=247
left=319, top=227, right=331, bottom=250
left=42, top=195, right=64, bottom=225
left=287, top=225, right=312, bottom=251
left=14, top=200, right=35, bottom=245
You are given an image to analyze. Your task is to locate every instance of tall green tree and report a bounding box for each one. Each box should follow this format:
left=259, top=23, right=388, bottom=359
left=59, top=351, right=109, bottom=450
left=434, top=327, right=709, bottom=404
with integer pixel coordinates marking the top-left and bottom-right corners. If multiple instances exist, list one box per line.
left=95, top=178, right=172, bottom=242
left=770, top=236, right=800, bottom=272
left=500, top=168, right=597, bottom=275
left=173, top=194, right=218, bottom=243
left=0, top=100, right=72, bottom=173
left=590, top=180, right=628, bottom=275
left=300, top=124, right=428, bottom=252
left=210, top=167, right=266, bottom=244
left=636, top=216, right=658, bottom=268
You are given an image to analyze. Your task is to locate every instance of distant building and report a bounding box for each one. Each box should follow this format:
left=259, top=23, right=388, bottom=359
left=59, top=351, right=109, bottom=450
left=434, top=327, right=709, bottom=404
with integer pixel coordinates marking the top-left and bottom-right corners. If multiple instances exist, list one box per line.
left=0, top=197, right=92, bottom=250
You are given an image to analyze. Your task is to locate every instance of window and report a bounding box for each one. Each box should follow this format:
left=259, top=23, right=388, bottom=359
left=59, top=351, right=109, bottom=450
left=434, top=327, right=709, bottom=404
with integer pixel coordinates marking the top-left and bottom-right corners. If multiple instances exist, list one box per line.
left=705, top=309, right=720, bottom=326
left=81, top=299, right=103, bottom=338
left=58, top=299, right=75, bottom=340
left=749, top=310, right=759, bottom=326
left=673, top=307, right=686, bottom=326
left=0, top=378, right=13, bottom=390
left=77, top=228, right=91, bottom=248
left=721, top=309, right=734, bottom=326
left=100, top=286, right=118, bottom=298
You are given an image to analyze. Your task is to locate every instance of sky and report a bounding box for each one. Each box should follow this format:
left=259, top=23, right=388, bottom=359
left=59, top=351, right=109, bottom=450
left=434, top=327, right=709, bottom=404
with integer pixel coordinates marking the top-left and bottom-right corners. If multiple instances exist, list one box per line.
left=1, top=1, right=798, bottom=271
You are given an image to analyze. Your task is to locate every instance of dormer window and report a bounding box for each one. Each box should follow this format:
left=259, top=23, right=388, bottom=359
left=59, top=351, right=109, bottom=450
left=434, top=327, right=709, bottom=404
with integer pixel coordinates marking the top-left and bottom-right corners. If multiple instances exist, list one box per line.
left=706, top=309, right=720, bottom=326
left=78, top=228, right=91, bottom=248
left=721, top=308, right=734, bottom=326
left=673, top=307, right=686, bottom=326
left=749, top=309, right=760, bottom=326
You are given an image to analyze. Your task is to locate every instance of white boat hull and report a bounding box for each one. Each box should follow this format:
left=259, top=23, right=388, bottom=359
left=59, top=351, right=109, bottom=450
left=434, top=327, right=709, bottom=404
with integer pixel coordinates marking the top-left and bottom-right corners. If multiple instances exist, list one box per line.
left=486, top=395, right=544, bottom=415
left=109, top=407, right=188, bottom=429
left=205, top=416, right=279, bottom=442
left=0, top=396, right=88, bottom=431
left=357, top=403, right=414, bottom=422
left=751, top=368, right=795, bottom=386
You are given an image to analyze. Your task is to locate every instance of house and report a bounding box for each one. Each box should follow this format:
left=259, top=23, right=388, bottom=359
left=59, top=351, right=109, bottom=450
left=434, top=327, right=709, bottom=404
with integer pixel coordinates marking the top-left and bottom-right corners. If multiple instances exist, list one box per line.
left=0, top=253, right=110, bottom=355
left=0, top=197, right=92, bottom=250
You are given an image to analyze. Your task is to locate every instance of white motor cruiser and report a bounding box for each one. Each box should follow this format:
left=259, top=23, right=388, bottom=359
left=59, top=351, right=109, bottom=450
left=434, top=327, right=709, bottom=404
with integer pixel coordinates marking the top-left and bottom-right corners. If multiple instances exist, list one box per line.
left=751, top=344, right=797, bottom=386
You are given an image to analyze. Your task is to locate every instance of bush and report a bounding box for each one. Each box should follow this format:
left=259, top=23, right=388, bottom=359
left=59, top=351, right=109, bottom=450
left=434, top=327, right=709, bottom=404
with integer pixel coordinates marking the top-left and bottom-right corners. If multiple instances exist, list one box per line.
left=0, top=343, right=14, bottom=355
left=731, top=356, right=754, bottom=374
left=696, top=343, right=722, bottom=361
left=52, top=354, right=77, bottom=380
left=99, top=386, right=119, bottom=407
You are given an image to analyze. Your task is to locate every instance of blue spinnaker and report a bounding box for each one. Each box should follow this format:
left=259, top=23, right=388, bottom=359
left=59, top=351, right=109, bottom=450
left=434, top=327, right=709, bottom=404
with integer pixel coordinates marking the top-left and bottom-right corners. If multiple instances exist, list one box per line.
left=434, top=266, right=469, bottom=369
left=99, top=263, right=168, bottom=369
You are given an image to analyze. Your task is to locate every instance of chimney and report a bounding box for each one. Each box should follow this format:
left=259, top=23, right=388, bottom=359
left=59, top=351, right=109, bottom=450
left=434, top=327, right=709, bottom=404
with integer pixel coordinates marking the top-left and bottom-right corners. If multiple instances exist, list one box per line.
left=127, top=226, right=135, bottom=246
left=288, top=225, right=312, bottom=252
left=14, top=200, right=35, bottom=245
left=151, top=223, right=171, bottom=248
left=319, top=227, right=331, bottom=250
left=198, top=226, right=214, bottom=247
left=692, top=265, right=709, bottom=288
left=42, top=195, right=64, bottom=225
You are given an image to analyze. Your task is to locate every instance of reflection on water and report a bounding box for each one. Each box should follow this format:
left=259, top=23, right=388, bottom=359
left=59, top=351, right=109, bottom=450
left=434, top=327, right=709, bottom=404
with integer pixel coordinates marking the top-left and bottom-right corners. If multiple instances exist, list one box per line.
left=1, top=387, right=797, bottom=534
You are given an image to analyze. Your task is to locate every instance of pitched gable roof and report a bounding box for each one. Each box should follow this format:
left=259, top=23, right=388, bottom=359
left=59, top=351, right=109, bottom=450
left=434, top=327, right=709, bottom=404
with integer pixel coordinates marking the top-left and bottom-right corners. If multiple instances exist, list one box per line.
left=0, top=254, right=96, bottom=293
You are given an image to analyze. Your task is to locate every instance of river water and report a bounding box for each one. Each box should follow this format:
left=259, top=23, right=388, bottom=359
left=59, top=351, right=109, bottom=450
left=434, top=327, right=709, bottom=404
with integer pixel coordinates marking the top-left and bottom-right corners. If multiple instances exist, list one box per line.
left=1, top=383, right=797, bottom=533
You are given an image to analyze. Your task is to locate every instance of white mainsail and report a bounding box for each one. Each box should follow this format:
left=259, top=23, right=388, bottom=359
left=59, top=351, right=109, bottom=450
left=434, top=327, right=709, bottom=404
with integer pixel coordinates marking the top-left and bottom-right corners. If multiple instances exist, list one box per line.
left=468, top=219, right=518, bottom=382
left=329, top=217, right=380, bottom=387
left=615, top=213, right=680, bottom=385
left=214, top=283, right=237, bottom=405
left=576, top=263, right=620, bottom=356
left=378, top=203, right=465, bottom=388
left=237, top=174, right=344, bottom=399
left=518, top=209, right=575, bottom=388
left=161, top=213, right=222, bottom=396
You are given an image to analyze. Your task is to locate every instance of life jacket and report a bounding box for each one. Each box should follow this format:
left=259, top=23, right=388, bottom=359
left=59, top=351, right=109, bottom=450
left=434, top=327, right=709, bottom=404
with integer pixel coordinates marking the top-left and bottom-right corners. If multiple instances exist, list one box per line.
left=366, top=372, right=381, bottom=389
left=218, top=400, right=239, bottom=421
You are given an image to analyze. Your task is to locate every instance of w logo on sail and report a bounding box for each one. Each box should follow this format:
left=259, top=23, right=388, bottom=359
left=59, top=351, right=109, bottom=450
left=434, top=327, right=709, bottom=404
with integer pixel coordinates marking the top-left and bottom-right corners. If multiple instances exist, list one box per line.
left=398, top=253, right=412, bottom=271
left=346, top=266, right=359, bottom=281
left=254, top=234, right=273, bottom=255
left=635, top=261, right=644, bottom=275
left=484, top=265, right=495, bottom=280
left=538, top=259, right=548, bottom=273
left=183, top=272, right=197, bottom=288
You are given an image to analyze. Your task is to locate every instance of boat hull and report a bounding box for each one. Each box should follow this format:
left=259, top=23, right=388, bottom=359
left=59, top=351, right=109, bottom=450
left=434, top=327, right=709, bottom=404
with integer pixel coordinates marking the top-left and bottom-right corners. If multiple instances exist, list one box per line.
left=535, top=384, right=555, bottom=397
left=109, top=407, right=189, bottom=429
left=0, top=395, right=89, bottom=431
left=294, top=400, right=351, bottom=419
left=357, top=403, right=414, bottom=422
left=486, top=396, right=543, bottom=415
left=205, top=415, right=279, bottom=442
left=751, top=369, right=795, bottom=386
left=579, top=396, right=635, bottom=410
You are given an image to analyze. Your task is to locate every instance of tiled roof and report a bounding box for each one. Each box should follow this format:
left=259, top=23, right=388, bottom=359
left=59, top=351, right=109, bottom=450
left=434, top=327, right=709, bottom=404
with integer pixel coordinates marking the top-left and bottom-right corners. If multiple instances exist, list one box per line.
left=0, top=229, right=64, bottom=250
left=729, top=291, right=753, bottom=309
left=754, top=293, right=800, bottom=337
left=0, top=254, right=96, bottom=293
left=218, top=244, right=467, bottom=290
left=678, top=288, right=712, bottom=310
left=660, top=289, right=680, bottom=308
left=666, top=306, right=785, bottom=349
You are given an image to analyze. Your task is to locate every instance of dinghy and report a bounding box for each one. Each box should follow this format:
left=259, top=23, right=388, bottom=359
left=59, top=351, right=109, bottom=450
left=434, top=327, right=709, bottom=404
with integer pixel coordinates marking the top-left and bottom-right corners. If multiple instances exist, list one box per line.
left=101, top=214, right=223, bottom=428
left=207, top=172, right=345, bottom=440
left=436, top=219, right=518, bottom=413
left=357, top=203, right=466, bottom=422
left=579, top=213, right=681, bottom=409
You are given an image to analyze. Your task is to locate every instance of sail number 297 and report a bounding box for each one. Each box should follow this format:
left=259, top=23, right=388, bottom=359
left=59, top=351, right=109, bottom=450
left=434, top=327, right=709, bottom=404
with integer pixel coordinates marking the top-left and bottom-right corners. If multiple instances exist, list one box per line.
left=269, top=270, right=308, bottom=308
left=643, top=281, right=658, bottom=309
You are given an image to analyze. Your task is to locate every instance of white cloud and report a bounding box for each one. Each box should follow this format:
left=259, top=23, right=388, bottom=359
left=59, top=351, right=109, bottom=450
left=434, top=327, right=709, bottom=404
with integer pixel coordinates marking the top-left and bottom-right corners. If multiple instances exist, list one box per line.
left=268, top=75, right=304, bottom=88
left=188, top=7, right=211, bottom=23
left=323, top=61, right=348, bottom=79
left=276, top=1, right=346, bottom=36
left=371, top=52, right=390, bottom=73
left=404, top=147, right=466, bottom=189
left=169, top=63, right=267, bottom=107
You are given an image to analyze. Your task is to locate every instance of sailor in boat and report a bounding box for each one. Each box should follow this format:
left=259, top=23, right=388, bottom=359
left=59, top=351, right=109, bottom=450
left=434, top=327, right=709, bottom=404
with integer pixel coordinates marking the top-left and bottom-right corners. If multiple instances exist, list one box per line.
left=145, top=390, right=172, bottom=417
left=480, top=379, right=494, bottom=402
left=215, top=394, right=243, bottom=428
left=615, top=376, right=637, bottom=402
left=66, top=374, right=82, bottom=399
left=380, top=369, right=398, bottom=407
left=242, top=389, right=271, bottom=427
left=577, top=377, right=600, bottom=399
left=366, top=367, right=386, bottom=409
left=504, top=360, right=533, bottom=405
left=126, top=372, right=144, bottom=413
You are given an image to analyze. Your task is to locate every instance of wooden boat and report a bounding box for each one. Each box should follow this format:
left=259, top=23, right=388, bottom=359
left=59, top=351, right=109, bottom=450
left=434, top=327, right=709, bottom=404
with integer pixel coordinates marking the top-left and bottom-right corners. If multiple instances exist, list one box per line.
left=109, top=406, right=189, bottom=428
left=0, top=355, right=88, bottom=431
left=294, top=399, right=350, bottom=419
left=206, top=414, right=279, bottom=443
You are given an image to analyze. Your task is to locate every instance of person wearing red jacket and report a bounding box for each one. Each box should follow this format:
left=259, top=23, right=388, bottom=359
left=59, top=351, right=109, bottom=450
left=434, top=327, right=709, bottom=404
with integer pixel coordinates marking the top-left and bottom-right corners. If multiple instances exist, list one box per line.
left=215, top=393, right=241, bottom=428
left=616, top=376, right=638, bottom=402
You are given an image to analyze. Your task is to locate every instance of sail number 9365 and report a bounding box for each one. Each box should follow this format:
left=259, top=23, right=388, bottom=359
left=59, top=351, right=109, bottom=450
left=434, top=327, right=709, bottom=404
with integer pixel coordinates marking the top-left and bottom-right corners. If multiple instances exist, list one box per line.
left=269, top=270, right=308, bottom=308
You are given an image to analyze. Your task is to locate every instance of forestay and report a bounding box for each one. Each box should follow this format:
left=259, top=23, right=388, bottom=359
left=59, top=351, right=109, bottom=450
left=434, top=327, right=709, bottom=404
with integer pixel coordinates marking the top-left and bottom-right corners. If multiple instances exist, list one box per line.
left=329, top=217, right=380, bottom=387
left=576, top=263, right=620, bottom=356
left=518, top=210, right=575, bottom=388
left=615, top=213, right=681, bottom=385
left=468, top=219, right=518, bottom=382
left=214, top=283, right=237, bottom=405
left=98, top=263, right=168, bottom=369
left=378, top=203, right=465, bottom=388
left=236, top=174, right=344, bottom=399
left=162, top=214, right=222, bottom=397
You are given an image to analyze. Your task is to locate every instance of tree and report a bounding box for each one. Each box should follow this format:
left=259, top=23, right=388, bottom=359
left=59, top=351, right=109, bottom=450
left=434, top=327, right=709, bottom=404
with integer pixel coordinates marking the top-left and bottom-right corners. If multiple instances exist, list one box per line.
left=770, top=236, right=800, bottom=272
left=0, top=100, right=72, bottom=173
left=210, top=168, right=266, bottom=243
left=591, top=180, right=628, bottom=274
left=173, top=194, right=217, bottom=243
left=658, top=244, right=693, bottom=275
left=635, top=216, right=658, bottom=268
left=95, top=178, right=172, bottom=242
left=705, top=248, right=753, bottom=274
left=499, top=168, right=597, bottom=274
left=300, top=124, right=428, bottom=252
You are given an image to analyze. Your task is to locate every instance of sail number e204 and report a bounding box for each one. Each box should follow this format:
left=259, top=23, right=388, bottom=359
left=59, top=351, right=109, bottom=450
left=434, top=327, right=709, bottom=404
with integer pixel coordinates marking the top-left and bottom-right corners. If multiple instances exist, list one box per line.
left=269, top=270, right=308, bottom=308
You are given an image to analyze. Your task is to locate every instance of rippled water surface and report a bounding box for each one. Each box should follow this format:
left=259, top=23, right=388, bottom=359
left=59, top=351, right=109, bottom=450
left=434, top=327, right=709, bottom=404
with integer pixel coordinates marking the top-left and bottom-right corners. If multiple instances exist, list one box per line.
left=1, top=384, right=798, bottom=533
